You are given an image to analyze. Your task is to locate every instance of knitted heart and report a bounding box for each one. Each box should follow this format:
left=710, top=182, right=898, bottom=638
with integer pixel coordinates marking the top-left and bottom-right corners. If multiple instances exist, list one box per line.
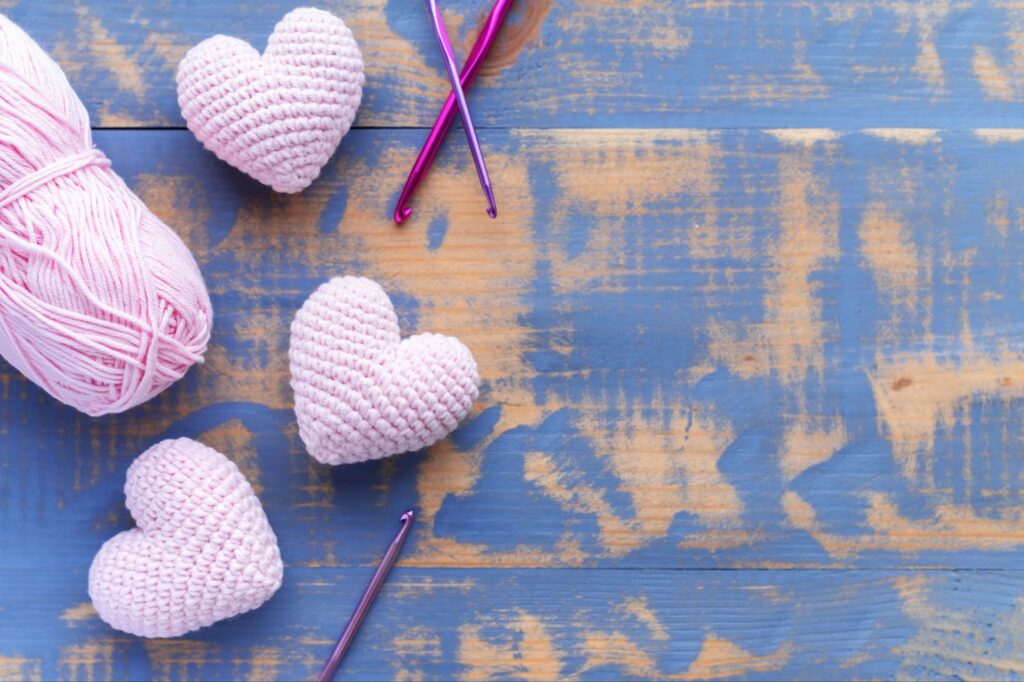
left=176, top=7, right=364, bottom=193
left=88, top=438, right=283, bottom=638
left=290, top=277, right=481, bottom=465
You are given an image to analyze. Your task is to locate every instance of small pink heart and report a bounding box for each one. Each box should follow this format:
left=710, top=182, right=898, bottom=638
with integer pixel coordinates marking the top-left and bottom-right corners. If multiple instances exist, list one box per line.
left=176, top=8, right=364, bottom=193
left=88, top=438, right=283, bottom=638
left=290, top=277, right=481, bottom=465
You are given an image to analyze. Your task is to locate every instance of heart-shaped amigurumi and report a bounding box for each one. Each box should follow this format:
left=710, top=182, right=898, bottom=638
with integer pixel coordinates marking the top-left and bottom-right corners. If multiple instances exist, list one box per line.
left=176, top=7, right=364, bottom=193
left=88, top=438, right=283, bottom=638
left=290, top=277, right=481, bottom=465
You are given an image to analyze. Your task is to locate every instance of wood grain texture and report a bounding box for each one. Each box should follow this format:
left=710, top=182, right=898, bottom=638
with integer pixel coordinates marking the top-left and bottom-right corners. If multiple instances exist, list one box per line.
left=7, top=567, right=1024, bottom=681
left=3, top=0, right=1024, bottom=680
left=10, top=1, right=1024, bottom=128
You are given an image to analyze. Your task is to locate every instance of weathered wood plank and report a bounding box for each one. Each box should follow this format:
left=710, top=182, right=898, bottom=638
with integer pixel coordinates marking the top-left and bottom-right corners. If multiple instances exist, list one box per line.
left=3, top=567, right=1022, bottom=681
left=4, top=127, right=1024, bottom=573
left=4, top=3, right=1024, bottom=677
left=7, top=1, right=1024, bottom=128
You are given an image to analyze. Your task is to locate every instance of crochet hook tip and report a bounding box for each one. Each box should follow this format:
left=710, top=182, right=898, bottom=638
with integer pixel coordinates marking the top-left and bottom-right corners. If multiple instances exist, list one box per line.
left=485, top=186, right=497, bottom=218
left=394, top=205, right=413, bottom=224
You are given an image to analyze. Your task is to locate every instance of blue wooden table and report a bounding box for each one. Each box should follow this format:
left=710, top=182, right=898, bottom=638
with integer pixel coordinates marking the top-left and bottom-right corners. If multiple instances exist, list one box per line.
left=4, top=1, right=1024, bottom=679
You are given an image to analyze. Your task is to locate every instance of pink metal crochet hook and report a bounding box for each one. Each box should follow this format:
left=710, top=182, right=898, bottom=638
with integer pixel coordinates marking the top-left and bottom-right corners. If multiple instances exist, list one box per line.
left=395, top=0, right=513, bottom=224
left=316, top=510, right=415, bottom=682
left=421, top=0, right=497, bottom=220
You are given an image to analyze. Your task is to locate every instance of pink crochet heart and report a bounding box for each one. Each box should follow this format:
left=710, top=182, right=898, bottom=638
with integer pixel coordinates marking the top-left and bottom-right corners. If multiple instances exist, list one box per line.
left=88, top=438, right=283, bottom=638
left=290, top=277, right=481, bottom=465
left=176, top=7, right=364, bottom=193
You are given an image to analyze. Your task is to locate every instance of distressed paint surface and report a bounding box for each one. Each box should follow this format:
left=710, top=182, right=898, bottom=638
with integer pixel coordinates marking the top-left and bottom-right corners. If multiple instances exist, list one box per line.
left=13, top=1, right=1024, bottom=128
left=2, top=0, right=1024, bottom=680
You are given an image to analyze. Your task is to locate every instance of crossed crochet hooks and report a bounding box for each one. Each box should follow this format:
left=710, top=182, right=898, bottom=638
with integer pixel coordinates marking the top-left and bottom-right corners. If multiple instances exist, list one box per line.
left=394, top=0, right=515, bottom=224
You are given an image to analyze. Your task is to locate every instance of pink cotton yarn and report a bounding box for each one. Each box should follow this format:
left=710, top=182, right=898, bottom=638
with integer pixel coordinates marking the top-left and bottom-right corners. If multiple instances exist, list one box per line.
left=0, top=15, right=211, bottom=416
left=176, top=7, right=364, bottom=193
left=89, top=438, right=283, bottom=638
left=290, top=277, right=480, bottom=465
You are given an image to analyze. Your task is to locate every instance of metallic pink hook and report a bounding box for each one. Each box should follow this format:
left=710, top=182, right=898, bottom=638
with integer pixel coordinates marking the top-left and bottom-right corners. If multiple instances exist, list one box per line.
left=316, top=510, right=415, bottom=682
left=395, top=0, right=515, bottom=224
left=425, top=0, right=496, bottom=219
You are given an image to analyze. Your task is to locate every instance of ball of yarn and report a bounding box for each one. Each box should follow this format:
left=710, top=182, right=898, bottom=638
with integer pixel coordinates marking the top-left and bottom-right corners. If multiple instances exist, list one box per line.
left=89, top=438, right=283, bottom=638
left=290, top=277, right=480, bottom=465
left=176, top=7, right=364, bottom=193
left=0, top=15, right=211, bottom=416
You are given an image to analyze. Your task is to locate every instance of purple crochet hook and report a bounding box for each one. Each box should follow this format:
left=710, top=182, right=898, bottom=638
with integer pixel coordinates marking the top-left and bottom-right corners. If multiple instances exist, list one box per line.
left=424, top=0, right=497, bottom=219
left=396, top=0, right=513, bottom=224
left=316, top=510, right=415, bottom=682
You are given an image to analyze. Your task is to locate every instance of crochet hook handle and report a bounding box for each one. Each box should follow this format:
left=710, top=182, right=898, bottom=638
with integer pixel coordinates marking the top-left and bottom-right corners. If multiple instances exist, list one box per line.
left=316, top=510, right=415, bottom=682
left=425, top=0, right=497, bottom=219
left=395, top=0, right=514, bottom=224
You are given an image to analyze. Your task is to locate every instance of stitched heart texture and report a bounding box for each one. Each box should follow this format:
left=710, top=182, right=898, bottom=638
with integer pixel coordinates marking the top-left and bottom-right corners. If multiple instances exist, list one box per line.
left=88, top=438, right=283, bottom=638
left=290, top=277, right=480, bottom=465
left=176, top=7, right=364, bottom=193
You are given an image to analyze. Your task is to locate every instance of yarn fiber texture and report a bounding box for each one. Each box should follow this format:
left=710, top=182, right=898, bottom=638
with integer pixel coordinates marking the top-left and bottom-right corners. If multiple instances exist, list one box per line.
left=176, top=7, right=364, bottom=193
left=0, top=15, right=211, bottom=416
left=89, top=438, right=283, bottom=638
left=290, top=277, right=480, bottom=465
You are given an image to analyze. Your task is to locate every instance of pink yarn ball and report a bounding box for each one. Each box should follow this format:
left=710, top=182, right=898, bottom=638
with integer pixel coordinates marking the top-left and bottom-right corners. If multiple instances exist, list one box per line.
left=0, top=15, right=211, bottom=416
left=89, top=438, right=283, bottom=638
